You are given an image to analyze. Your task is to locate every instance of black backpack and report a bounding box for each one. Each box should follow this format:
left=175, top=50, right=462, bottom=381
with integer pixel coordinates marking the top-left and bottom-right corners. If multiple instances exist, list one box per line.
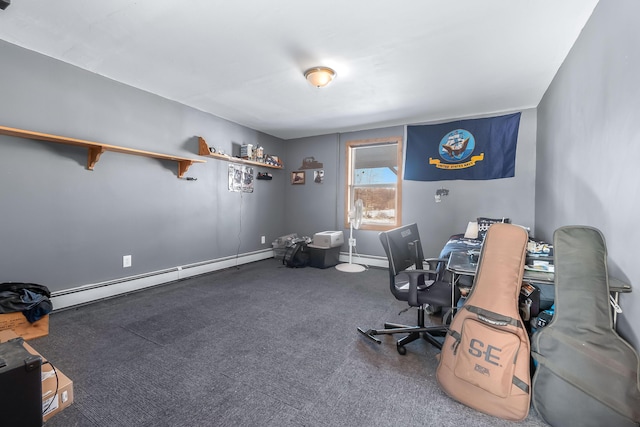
left=283, top=240, right=310, bottom=268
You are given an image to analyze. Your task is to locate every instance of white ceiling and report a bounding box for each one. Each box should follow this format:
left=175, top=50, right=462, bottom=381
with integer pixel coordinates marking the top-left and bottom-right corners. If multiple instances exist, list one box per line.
left=0, top=1, right=599, bottom=140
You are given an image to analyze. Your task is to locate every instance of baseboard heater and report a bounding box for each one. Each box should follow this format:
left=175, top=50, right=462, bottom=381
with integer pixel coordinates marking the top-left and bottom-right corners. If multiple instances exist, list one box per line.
left=50, top=249, right=274, bottom=311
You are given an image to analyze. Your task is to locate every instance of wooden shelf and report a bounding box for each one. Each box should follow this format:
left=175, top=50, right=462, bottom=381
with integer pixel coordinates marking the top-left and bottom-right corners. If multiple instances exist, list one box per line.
left=0, top=125, right=206, bottom=178
left=198, top=137, right=283, bottom=169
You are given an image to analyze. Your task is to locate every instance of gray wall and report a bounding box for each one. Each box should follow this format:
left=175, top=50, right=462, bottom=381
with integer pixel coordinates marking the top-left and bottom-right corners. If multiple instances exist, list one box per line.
left=0, top=40, right=287, bottom=291
left=283, top=134, right=341, bottom=238
left=287, top=110, right=538, bottom=260
left=535, top=0, right=639, bottom=349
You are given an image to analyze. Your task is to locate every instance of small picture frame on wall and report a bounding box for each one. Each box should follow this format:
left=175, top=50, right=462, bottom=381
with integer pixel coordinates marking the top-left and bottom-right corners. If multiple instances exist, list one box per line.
left=291, top=171, right=305, bottom=185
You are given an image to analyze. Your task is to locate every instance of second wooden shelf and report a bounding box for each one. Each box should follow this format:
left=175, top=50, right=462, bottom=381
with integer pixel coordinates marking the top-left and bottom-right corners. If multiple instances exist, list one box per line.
left=198, top=137, right=283, bottom=169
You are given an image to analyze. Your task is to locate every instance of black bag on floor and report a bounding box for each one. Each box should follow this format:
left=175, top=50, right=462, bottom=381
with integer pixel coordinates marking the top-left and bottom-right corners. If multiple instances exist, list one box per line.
left=283, top=240, right=310, bottom=268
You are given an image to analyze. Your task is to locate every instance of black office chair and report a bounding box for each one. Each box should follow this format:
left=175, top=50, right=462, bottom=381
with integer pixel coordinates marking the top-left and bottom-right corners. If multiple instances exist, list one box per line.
left=358, top=223, right=460, bottom=354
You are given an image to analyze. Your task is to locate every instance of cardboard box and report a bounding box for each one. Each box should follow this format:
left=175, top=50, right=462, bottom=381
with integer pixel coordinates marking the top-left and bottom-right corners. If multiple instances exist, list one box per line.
left=0, top=312, right=49, bottom=340
left=0, top=330, right=74, bottom=422
left=42, top=365, right=74, bottom=422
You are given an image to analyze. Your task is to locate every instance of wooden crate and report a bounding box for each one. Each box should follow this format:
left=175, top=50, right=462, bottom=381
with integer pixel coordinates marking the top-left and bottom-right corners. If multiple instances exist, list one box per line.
left=0, top=312, right=49, bottom=340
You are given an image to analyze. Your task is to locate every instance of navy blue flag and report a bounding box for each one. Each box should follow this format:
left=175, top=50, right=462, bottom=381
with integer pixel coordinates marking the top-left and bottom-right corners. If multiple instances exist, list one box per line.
left=404, top=112, right=521, bottom=181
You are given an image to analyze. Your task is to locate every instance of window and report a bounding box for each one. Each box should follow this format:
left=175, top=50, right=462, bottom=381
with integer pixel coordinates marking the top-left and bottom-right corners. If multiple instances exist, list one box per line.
left=345, top=137, right=402, bottom=231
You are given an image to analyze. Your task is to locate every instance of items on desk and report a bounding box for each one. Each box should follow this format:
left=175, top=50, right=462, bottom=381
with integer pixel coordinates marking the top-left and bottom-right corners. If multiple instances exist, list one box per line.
left=467, top=249, right=481, bottom=263
left=527, top=240, right=552, bottom=256
left=463, top=221, right=479, bottom=239
left=524, top=260, right=554, bottom=272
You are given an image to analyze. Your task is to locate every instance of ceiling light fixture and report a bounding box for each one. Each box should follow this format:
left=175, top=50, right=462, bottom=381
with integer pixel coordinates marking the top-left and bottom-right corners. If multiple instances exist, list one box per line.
left=304, top=66, right=336, bottom=88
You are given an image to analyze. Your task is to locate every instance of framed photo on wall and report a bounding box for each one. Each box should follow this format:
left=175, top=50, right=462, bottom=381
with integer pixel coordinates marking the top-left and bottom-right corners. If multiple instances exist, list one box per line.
left=291, top=171, right=305, bottom=185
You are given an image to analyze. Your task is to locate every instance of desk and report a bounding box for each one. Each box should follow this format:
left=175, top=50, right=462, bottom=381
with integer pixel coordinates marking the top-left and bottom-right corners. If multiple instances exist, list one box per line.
left=446, top=250, right=632, bottom=328
left=447, top=251, right=556, bottom=283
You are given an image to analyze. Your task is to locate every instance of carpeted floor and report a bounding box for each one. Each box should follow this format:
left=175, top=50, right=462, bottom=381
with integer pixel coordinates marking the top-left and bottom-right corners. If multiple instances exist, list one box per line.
left=30, top=259, right=549, bottom=426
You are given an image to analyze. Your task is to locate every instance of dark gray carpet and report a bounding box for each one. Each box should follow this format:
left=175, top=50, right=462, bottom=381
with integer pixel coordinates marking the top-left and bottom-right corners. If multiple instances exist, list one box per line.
left=31, top=259, right=549, bottom=426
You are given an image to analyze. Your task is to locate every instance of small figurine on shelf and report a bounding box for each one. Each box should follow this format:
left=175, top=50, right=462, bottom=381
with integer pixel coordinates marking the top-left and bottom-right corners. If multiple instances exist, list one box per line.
left=255, top=145, right=264, bottom=163
left=264, top=154, right=282, bottom=168
left=240, top=143, right=253, bottom=160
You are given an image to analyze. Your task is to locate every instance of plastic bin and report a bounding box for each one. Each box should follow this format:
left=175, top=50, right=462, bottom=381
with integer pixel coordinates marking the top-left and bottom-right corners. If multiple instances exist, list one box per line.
left=308, top=245, right=340, bottom=268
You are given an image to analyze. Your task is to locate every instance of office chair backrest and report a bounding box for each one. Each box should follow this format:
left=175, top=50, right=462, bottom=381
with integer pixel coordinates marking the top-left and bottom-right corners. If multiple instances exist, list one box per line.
left=379, top=223, right=424, bottom=305
left=379, top=223, right=440, bottom=306
left=379, top=224, right=425, bottom=295
left=378, top=223, right=459, bottom=319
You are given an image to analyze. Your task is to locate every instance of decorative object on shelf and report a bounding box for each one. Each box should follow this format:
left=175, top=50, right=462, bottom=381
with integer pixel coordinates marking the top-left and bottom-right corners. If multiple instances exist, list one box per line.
left=264, top=154, right=282, bottom=168
left=300, top=156, right=323, bottom=169
left=304, top=66, right=336, bottom=88
left=257, top=172, right=272, bottom=180
left=240, top=144, right=264, bottom=162
left=291, top=171, right=305, bottom=185
left=198, top=137, right=282, bottom=169
left=228, top=164, right=254, bottom=192
left=0, top=125, right=205, bottom=179
left=240, top=143, right=254, bottom=160
left=255, top=145, right=264, bottom=163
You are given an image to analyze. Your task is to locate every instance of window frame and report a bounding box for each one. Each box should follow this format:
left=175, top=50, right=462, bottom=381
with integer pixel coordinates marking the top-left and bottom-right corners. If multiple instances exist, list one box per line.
left=344, top=136, right=403, bottom=231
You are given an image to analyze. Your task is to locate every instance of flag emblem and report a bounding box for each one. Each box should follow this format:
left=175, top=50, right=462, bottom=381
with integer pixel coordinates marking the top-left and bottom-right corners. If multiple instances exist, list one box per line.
left=439, top=129, right=475, bottom=162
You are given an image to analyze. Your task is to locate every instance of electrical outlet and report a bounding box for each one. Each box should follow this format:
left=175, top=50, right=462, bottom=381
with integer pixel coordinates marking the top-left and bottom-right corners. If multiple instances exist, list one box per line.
left=123, top=255, right=132, bottom=268
left=261, top=235, right=266, bottom=244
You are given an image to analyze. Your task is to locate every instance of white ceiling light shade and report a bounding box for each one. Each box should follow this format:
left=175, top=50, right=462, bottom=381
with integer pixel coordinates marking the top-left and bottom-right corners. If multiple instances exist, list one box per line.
left=304, top=66, right=336, bottom=88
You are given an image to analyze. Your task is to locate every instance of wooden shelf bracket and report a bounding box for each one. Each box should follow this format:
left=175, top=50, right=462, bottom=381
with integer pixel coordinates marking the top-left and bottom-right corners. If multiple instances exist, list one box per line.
left=178, top=160, right=196, bottom=179
left=87, top=146, right=105, bottom=170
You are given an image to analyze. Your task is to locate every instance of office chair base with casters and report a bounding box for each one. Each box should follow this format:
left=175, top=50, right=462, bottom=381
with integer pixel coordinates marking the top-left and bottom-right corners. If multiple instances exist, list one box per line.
left=358, top=304, right=450, bottom=354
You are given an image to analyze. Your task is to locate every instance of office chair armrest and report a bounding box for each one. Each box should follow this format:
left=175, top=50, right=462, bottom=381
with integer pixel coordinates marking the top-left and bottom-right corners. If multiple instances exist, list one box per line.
left=403, top=269, right=431, bottom=307
left=423, top=257, right=447, bottom=271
